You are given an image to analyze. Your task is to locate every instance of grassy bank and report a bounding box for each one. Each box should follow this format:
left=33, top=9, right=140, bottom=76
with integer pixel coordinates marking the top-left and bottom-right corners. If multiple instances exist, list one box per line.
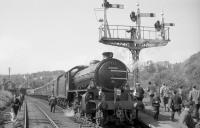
left=0, top=90, right=13, bottom=111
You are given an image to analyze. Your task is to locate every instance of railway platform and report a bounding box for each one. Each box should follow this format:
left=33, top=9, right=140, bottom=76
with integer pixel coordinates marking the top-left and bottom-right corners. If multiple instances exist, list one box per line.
left=138, top=106, right=180, bottom=128
left=26, top=97, right=80, bottom=128
left=141, top=97, right=200, bottom=128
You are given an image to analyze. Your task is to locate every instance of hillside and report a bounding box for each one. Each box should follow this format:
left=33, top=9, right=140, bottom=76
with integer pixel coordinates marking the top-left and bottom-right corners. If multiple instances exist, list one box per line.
left=183, top=51, right=200, bottom=86
left=139, top=51, right=200, bottom=89
left=0, top=70, right=64, bottom=89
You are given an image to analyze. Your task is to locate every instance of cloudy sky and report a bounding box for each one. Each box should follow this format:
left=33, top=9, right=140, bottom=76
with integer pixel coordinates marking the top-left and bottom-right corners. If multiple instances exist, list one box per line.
left=0, top=0, right=200, bottom=74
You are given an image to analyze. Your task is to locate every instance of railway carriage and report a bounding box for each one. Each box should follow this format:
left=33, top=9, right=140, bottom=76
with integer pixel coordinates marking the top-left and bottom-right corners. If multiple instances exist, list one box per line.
left=33, top=79, right=56, bottom=100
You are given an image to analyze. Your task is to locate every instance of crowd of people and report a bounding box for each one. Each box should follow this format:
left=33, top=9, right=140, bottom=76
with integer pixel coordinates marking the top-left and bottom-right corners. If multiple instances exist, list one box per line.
left=143, top=82, right=200, bottom=128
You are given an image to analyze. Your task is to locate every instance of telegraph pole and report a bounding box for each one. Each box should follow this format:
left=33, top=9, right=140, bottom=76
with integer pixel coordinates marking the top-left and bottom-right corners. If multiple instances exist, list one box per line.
left=8, top=67, right=11, bottom=80
left=26, top=74, right=29, bottom=89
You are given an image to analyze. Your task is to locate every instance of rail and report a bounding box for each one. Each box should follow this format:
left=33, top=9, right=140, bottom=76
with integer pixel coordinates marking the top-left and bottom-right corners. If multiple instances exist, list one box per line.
left=35, top=104, right=59, bottom=128
left=24, top=101, right=28, bottom=128
left=138, top=118, right=152, bottom=128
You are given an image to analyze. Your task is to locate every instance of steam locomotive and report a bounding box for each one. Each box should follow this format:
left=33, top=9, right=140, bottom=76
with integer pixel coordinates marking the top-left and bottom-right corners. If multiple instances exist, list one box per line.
left=33, top=52, right=144, bottom=126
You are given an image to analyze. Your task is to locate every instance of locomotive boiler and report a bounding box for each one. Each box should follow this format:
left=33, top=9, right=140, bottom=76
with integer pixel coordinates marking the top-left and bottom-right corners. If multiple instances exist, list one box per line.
left=73, top=52, right=127, bottom=91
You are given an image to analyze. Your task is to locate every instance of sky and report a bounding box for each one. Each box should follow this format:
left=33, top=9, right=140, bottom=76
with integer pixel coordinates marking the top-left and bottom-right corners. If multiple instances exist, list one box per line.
left=0, top=0, right=200, bottom=74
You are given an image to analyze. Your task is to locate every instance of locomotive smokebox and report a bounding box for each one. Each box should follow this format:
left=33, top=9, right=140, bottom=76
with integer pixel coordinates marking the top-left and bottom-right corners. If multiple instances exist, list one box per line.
left=102, top=52, right=113, bottom=59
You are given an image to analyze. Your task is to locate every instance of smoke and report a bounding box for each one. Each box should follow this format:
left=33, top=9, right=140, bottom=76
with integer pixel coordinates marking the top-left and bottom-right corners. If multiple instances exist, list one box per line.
left=129, top=60, right=140, bottom=72
left=113, top=48, right=141, bottom=72
left=64, top=108, right=75, bottom=117
left=102, top=44, right=142, bottom=72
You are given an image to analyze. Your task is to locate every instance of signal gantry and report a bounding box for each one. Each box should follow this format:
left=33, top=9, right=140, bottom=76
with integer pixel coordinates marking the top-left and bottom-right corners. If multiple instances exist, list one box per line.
left=98, top=0, right=174, bottom=87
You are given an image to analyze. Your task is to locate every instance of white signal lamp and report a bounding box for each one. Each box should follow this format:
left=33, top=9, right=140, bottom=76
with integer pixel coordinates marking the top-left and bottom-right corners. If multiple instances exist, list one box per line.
left=164, top=23, right=175, bottom=26
left=98, top=19, right=104, bottom=22
left=130, top=11, right=137, bottom=22
left=110, top=4, right=124, bottom=9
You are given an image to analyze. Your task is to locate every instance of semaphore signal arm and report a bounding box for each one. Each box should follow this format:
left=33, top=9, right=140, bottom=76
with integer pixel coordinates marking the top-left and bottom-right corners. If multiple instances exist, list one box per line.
left=99, top=1, right=174, bottom=51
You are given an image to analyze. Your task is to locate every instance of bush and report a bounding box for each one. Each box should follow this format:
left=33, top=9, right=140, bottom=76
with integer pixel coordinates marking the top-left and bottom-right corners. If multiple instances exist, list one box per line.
left=0, top=90, right=13, bottom=109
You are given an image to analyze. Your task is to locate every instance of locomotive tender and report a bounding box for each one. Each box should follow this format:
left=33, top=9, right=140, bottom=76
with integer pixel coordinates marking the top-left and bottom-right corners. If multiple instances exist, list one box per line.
left=33, top=52, right=143, bottom=126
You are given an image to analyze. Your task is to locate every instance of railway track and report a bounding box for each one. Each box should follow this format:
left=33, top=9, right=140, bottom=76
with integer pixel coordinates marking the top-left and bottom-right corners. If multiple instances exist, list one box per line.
left=24, top=101, right=28, bottom=128
left=27, top=97, right=80, bottom=128
left=34, top=104, right=59, bottom=128
left=24, top=99, right=61, bottom=128
left=34, top=99, right=96, bottom=128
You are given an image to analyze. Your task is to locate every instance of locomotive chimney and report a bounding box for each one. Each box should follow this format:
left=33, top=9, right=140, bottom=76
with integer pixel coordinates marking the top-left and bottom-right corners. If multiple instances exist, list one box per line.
left=102, top=52, right=113, bottom=59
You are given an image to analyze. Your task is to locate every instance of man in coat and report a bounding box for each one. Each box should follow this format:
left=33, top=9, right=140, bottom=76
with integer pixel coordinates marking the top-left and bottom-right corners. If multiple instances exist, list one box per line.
left=49, top=95, right=57, bottom=113
left=152, top=93, right=161, bottom=120
left=189, top=85, right=200, bottom=122
left=169, top=90, right=182, bottom=121
left=11, top=94, right=20, bottom=120
left=160, top=83, right=170, bottom=112
left=135, top=83, right=145, bottom=101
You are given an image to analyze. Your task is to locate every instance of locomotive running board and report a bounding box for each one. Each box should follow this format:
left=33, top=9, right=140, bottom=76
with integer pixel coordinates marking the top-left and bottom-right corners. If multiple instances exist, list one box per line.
left=110, top=77, right=127, bottom=80
left=110, top=70, right=127, bottom=73
left=66, top=89, right=87, bottom=93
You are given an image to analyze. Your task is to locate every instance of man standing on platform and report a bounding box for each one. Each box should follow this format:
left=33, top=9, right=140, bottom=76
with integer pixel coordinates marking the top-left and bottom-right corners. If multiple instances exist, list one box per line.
left=135, top=83, right=145, bottom=101
left=160, top=83, right=170, bottom=112
left=147, top=81, right=157, bottom=105
left=189, top=85, right=200, bottom=122
left=11, top=94, right=20, bottom=121
left=152, top=93, right=161, bottom=120
left=169, top=90, right=182, bottom=121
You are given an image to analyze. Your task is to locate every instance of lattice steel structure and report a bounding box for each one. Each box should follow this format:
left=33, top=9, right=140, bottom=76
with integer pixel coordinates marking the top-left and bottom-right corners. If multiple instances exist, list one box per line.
left=98, top=0, right=174, bottom=87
